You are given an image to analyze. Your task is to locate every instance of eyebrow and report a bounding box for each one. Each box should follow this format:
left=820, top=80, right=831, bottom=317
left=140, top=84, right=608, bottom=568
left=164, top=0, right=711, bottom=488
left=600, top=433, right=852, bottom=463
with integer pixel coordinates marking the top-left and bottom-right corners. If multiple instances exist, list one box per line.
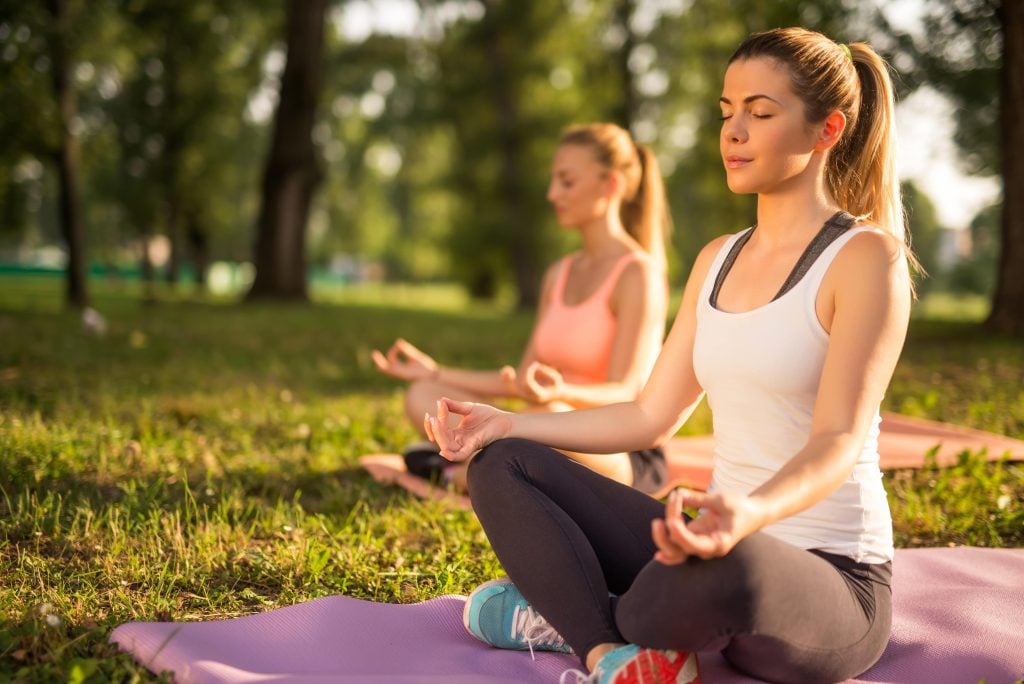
left=718, top=94, right=782, bottom=106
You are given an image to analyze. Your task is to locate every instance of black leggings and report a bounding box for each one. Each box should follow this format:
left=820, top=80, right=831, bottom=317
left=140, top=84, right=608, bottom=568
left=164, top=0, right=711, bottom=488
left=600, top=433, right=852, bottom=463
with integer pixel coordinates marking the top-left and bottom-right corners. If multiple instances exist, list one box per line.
left=467, top=439, right=892, bottom=684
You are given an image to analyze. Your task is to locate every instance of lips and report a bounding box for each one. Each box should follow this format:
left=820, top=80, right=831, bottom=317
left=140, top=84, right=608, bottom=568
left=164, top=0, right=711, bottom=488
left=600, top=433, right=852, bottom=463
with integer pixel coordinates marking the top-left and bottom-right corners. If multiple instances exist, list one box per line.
left=724, top=155, right=752, bottom=169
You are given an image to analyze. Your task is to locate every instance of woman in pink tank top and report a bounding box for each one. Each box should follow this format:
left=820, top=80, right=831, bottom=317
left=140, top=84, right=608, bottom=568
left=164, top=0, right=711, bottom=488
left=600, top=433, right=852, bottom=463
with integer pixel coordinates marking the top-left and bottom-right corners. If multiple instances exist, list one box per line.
left=374, top=123, right=671, bottom=490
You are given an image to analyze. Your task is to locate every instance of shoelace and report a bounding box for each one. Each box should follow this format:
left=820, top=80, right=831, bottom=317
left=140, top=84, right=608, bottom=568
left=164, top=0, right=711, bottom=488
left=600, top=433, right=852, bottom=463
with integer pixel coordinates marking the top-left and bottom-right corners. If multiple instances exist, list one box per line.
left=510, top=604, right=567, bottom=660
left=559, top=667, right=598, bottom=684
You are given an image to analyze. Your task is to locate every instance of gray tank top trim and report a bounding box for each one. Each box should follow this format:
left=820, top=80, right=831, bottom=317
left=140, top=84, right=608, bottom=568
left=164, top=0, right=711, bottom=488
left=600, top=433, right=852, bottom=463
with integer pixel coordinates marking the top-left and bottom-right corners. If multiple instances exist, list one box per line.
left=709, top=211, right=857, bottom=309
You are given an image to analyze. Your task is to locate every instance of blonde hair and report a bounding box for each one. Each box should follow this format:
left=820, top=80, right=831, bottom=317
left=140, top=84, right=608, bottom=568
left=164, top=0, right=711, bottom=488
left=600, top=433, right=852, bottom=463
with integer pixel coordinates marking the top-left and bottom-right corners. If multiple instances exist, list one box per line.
left=559, top=123, right=671, bottom=269
left=729, top=28, right=919, bottom=275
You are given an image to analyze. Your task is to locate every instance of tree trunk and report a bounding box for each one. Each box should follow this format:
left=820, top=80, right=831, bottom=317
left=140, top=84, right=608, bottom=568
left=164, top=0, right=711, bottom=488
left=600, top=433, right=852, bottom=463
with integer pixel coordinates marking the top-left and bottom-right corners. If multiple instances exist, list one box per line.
left=163, top=42, right=182, bottom=286
left=246, top=0, right=327, bottom=301
left=986, top=0, right=1024, bottom=336
left=164, top=199, right=182, bottom=285
left=47, top=0, right=88, bottom=309
left=613, top=0, right=637, bottom=131
left=139, top=234, right=156, bottom=303
left=187, top=213, right=209, bottom=289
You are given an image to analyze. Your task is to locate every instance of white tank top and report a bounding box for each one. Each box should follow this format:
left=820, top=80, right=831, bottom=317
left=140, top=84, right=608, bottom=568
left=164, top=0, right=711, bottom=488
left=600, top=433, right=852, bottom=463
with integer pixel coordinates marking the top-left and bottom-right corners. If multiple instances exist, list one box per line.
left=692, top=225, right=894, bottom=563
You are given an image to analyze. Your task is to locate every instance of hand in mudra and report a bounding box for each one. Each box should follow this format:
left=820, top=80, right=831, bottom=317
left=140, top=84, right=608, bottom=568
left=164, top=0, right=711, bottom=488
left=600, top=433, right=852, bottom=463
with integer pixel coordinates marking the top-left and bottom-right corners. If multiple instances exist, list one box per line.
left=651, top=488, right=762, bottom=564
left=424, top=398, right=514, bottom=462
left=371, top=338, right=438, bottom=382
left=519, top=361, right=565, bottom=405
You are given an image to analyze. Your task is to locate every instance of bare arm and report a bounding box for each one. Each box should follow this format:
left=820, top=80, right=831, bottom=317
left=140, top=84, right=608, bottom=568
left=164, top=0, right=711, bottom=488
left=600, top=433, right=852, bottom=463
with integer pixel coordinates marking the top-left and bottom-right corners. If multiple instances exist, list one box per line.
left=371, top=338, right=514, bottom=395
left=427, top=239, right=728, bottom=458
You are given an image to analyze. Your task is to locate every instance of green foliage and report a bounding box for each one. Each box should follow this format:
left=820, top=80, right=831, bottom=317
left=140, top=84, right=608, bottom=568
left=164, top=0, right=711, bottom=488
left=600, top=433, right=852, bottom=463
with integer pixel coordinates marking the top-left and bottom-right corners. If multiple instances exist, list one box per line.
left=888, top=318, right=1023, bottom=437
left=902, top=180, right=944, bottom=289
left=10, top=0, right=999, bottom=308
left=889, top=449, right=1023, bottom=547
left=1, top=277, right=1022, bottom=679
left=434, top=0, right=609, bottom=302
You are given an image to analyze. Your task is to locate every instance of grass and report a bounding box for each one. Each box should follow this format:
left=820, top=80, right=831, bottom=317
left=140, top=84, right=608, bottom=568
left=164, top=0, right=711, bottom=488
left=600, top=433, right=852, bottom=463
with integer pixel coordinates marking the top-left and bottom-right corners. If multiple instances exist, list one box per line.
left=0, top=276, right=1022, bottom=681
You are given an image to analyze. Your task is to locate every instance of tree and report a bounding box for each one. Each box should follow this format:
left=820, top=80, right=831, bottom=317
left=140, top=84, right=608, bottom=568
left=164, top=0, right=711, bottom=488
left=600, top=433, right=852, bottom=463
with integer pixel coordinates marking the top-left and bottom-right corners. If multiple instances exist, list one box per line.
left=247, top=0, right=327, bottom=301
left=991, top=0, right=1023, bottom=334
left=434, top=0, right=615, bottom=307
left=890, top=0, right=1023, bottom=335
left=112, top=0, right=275, bottom=289
left=0, top=0, right=90, bottom=305
left=901, top=181, right=944, bottom=293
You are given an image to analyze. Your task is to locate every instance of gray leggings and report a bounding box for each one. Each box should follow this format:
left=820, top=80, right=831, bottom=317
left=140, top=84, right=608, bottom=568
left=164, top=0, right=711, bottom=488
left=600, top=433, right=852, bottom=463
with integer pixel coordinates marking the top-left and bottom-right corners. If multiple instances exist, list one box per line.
left=467, top=438, right=892, bottom=684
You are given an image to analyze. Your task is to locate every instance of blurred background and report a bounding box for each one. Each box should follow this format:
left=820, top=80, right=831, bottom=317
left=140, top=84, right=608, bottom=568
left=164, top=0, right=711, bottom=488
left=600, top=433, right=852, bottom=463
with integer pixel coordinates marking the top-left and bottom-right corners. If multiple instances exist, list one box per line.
left=0, top=0, right=1018, bottom=331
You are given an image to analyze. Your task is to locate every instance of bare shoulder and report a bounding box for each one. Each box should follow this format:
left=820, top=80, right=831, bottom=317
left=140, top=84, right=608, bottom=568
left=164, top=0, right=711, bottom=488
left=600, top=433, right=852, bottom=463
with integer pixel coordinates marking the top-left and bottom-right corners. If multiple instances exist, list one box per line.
left=613, top=250, right=663, bottom=302
left=619, top=249, right=657, bottom=280
left=700, top=233, right=735, bottom=260
left=686, top=233, right=735, bottom=287
left=542, top=253, right=575, bottom=284
left=827, top=226, right=912, bottom=299
left=842, top=226, right=904, bottom=257
left=832, top=226, right=909, bottom=276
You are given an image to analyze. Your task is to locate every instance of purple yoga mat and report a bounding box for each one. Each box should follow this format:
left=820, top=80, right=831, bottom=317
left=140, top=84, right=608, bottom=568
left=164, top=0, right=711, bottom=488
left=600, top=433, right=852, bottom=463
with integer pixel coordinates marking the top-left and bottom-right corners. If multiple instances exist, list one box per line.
left=112, top=547, right=1024, bottom=684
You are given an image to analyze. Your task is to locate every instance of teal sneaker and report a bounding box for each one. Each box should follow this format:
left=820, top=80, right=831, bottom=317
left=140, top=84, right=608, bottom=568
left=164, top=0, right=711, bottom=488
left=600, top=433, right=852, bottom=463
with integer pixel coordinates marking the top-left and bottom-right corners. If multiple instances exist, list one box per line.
left=463, top=578, right=573, bottom=657
left=560, top=644, right=700, bottom=684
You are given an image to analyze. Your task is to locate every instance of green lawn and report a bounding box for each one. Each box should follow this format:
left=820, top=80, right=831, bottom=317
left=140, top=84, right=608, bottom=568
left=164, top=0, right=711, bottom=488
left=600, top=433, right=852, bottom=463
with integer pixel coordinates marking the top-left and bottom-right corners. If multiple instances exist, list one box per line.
left=1, top=277, right=1022, bottom=681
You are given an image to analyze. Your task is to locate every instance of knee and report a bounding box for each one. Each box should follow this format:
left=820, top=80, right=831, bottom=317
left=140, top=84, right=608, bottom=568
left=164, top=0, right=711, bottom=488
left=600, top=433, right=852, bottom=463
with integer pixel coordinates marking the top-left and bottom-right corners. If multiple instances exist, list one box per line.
left=616, top=565, right=692, bottom=648
left=616, top=555, right=758, bottom=652
left=467, top=438, right=544, bottom=490
left=468, top=438, right=526, bottom=481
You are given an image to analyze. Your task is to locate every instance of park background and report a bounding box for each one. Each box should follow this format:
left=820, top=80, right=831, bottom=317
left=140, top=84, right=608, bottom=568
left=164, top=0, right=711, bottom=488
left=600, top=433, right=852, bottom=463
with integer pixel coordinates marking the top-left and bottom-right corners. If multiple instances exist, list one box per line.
left=1, top=0, right=1022, bottom=681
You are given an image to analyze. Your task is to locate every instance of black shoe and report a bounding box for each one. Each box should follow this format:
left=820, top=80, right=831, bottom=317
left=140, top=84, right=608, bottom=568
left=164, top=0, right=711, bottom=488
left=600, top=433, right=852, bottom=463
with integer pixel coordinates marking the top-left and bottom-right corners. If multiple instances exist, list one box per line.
left=627, top=446, right=668, bottom=495
left=402, top=441, right=449, bottom=483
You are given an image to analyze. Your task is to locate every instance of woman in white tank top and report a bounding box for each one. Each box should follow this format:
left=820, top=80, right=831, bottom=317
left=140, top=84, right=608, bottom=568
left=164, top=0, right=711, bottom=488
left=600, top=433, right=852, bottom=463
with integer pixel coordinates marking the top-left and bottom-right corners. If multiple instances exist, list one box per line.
left=427, top=28, right=915, bottom=684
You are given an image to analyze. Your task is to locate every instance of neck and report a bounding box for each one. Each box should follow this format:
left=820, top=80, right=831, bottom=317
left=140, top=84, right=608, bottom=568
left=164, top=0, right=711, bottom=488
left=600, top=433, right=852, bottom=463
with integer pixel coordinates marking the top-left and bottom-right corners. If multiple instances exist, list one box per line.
left=578, top=212, right=634, bottom=258
left=754, top=158, right=838, bottom=246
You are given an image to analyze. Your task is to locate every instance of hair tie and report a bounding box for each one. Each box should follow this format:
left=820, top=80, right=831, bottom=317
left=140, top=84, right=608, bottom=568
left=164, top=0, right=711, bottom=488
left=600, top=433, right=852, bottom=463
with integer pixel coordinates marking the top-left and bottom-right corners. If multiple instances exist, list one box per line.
left=838, top=43, right=852, bottom=62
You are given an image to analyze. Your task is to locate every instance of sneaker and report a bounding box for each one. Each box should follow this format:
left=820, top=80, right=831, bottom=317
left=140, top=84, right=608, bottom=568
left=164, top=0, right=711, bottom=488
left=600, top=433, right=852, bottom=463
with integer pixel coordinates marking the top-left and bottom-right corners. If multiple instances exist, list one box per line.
left=560, top=644, right=699, bottom=684
left=402, top=441, right=449, bottom=483
left=463, top=578, right=573, bottom=658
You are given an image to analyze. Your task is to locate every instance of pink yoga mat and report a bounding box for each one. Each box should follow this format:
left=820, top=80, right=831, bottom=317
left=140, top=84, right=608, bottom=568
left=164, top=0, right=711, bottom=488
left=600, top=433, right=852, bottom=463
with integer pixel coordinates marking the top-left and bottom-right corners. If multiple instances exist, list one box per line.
left=112, top=547, right=1024, bottom=684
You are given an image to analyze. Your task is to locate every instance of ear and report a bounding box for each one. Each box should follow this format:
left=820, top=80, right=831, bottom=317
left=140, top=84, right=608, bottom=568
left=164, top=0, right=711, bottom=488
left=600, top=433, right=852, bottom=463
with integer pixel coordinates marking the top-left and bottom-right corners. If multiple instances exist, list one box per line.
left=604, top=171, right=622, bottom=199
left=815, top=111, right=847, bottom=152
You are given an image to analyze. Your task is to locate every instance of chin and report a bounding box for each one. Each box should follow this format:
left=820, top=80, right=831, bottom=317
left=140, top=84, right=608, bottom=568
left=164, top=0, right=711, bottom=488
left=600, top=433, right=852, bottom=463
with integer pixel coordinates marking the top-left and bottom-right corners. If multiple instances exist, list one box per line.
left=726, top=178, right=759, bottom=195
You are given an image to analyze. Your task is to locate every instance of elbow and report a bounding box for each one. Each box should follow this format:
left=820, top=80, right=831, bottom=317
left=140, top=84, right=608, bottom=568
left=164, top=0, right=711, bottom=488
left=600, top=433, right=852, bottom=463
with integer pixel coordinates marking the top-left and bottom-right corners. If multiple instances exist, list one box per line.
left=633, top=401, right=677, bottom=449
left=651, top=425, right=678, bottom=449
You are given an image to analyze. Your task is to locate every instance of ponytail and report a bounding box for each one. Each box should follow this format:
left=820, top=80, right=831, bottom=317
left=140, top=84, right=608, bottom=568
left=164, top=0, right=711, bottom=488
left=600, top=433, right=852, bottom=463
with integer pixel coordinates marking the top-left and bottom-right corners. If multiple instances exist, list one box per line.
left=829, top=45, right=911, bottom=265
left=621, top=143, right=670, bottom=270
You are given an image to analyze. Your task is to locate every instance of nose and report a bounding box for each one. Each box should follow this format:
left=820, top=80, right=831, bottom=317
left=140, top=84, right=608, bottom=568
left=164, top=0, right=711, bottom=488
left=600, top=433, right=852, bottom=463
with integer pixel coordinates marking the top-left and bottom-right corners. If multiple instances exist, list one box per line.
left=546, top=181, right=558, bottom=203
left=722, top=115, right=747, bottom=144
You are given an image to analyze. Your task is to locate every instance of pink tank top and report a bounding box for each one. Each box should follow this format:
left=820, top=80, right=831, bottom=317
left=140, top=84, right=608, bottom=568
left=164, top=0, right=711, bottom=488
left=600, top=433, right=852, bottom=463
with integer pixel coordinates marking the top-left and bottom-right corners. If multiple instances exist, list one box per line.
left=530, top=253, right=640, bottom=384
